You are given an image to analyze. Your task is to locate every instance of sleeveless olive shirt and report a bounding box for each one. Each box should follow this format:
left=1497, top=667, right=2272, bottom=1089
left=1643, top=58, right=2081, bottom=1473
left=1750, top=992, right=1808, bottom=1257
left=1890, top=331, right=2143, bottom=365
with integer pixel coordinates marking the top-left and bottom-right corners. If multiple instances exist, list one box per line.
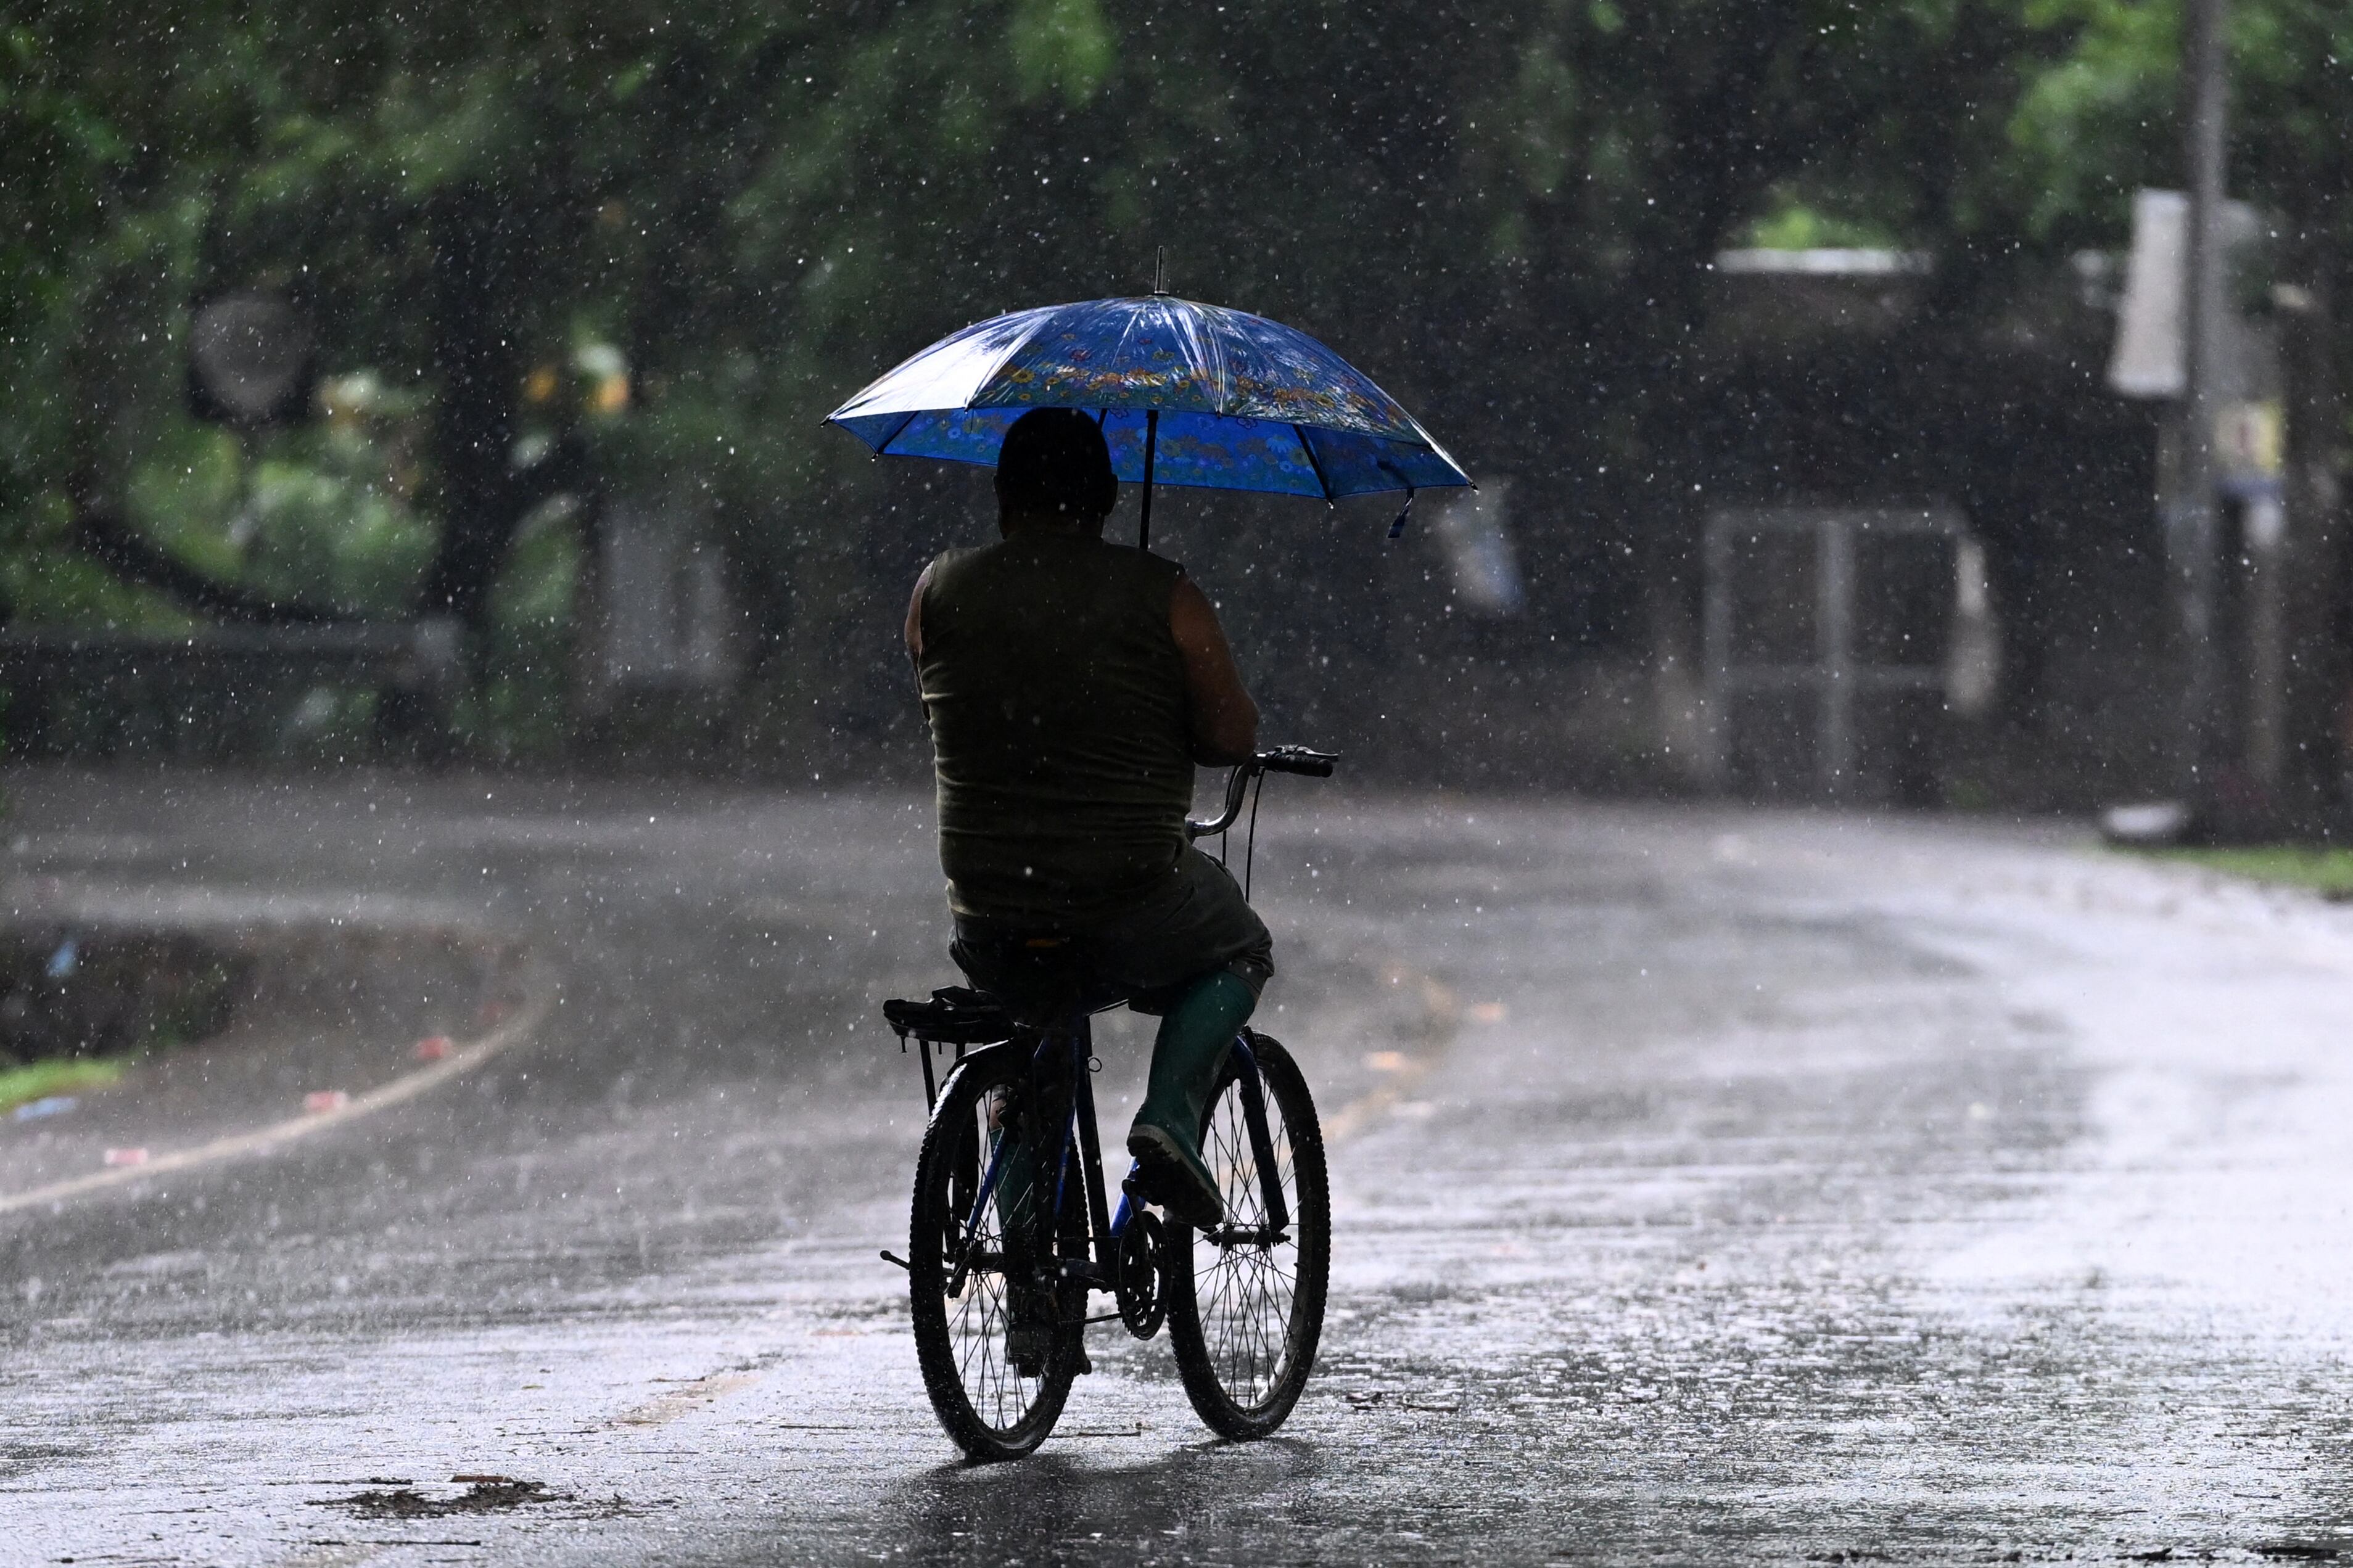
left=917, top=533, right=1194, bottom=924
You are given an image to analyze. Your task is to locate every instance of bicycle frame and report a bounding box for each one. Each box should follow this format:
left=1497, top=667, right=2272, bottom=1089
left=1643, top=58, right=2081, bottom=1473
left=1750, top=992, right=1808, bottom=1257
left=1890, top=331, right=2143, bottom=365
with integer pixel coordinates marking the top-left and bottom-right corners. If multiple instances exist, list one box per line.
left=946, top=1020, right=1288, bottom=1302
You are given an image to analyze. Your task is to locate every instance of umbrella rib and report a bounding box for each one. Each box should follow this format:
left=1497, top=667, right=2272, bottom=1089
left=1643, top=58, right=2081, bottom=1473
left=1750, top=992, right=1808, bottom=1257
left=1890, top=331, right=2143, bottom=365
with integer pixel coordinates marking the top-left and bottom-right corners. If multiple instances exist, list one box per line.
left=877, top=411, right=921, bottom=455
left=1292, top=425, right=1336, bottom=503
left=949, top=308, right=1060, bottom=414
left=1198, top=300, right=1234, bottom=413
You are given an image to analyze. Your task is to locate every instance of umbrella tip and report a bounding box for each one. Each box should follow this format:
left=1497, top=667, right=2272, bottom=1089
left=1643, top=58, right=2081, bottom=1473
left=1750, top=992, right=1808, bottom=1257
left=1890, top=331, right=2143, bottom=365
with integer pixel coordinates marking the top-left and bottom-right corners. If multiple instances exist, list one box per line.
left=1152, top=246, right=1168, bottom=297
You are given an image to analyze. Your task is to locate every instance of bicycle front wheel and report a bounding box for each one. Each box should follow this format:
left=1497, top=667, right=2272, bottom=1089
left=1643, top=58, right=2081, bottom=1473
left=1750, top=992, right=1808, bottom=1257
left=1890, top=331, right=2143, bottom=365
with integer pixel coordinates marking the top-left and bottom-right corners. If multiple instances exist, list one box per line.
left=1165, top=1030, right=1330, bottom=1439
left=908, top=1045, right=1080, bottom=1461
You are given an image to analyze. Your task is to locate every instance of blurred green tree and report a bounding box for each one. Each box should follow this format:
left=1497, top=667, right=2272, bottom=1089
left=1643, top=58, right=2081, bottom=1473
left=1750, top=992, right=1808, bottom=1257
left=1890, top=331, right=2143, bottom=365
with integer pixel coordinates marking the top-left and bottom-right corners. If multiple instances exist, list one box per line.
left=5, top=1, right=2343, bottom=754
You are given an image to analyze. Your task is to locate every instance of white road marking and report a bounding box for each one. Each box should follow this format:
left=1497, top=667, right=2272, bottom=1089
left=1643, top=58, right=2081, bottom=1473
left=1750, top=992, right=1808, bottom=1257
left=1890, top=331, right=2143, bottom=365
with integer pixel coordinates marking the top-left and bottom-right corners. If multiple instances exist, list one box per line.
left=607, top=1369, right=765, bottom=1427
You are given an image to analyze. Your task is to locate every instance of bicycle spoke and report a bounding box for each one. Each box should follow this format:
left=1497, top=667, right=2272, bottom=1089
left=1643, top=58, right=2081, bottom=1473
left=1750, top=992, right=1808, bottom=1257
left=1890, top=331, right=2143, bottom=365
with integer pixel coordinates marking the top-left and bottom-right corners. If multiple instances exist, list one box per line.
left=910, top=1048, right=1093, bottom=1459
left=937, top=1097, right=1050, bottom=1430
left=1190, top=1073, right=1301, bottom=1406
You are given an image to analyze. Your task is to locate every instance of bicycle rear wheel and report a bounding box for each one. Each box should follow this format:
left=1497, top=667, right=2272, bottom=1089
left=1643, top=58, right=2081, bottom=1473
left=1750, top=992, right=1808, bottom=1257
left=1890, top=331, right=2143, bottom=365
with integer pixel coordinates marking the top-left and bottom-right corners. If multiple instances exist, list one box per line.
left=1165, top=1030, right=1329, bottom=1439
left=909, top=1045, right=1081, bottom=1460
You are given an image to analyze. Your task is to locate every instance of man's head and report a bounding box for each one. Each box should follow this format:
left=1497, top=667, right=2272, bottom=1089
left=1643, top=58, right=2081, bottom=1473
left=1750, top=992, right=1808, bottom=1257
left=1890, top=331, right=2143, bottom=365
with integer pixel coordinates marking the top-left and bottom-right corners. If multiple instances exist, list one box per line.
left=994, top=408, right=1118, bottom=534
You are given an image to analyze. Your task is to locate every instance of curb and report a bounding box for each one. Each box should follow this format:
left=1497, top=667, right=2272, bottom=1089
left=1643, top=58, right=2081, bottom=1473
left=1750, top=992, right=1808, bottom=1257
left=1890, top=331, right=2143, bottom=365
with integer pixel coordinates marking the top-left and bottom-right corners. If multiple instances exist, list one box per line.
left=0, top=950, right=557, bottom=1217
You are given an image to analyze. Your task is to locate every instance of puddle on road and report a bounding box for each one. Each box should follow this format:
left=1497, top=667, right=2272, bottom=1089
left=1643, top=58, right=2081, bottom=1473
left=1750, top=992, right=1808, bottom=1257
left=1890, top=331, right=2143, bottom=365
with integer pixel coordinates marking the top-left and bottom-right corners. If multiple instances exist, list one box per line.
left=319, top=1477, right=565, bottom=1518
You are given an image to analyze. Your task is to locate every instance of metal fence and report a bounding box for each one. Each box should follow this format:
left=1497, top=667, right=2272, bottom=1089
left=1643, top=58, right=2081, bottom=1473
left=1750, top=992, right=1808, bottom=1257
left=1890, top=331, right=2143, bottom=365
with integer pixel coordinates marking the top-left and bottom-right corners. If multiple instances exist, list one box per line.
left=1701, top=506, right=1967, bottom=802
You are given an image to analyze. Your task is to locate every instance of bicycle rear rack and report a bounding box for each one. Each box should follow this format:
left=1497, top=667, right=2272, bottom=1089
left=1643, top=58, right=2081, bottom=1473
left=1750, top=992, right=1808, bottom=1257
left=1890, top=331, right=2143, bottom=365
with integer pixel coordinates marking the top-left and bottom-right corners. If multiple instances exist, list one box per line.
left=883, top=987, right=1015, bottom=1109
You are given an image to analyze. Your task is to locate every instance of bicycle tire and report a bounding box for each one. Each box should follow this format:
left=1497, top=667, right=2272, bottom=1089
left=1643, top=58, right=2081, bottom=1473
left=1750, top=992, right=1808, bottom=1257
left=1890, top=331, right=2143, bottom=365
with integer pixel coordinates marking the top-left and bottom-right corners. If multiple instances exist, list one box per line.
left=1165, top=1030, right=1329, bottom=1439
left=908, top=1044, right=1082, bottom=1461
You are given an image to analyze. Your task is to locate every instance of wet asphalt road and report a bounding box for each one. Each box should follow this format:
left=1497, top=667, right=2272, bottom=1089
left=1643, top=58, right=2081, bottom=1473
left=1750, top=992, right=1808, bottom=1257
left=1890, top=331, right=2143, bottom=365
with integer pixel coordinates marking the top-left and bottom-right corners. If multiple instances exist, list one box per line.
left=4, top=766, right=2353, bottom=1565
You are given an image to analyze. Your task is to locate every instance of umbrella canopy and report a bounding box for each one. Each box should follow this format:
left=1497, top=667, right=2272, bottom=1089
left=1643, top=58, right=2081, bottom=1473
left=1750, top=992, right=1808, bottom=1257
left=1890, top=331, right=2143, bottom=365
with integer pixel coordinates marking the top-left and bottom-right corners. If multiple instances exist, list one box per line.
left=825, top=295, right=1470, bottom=507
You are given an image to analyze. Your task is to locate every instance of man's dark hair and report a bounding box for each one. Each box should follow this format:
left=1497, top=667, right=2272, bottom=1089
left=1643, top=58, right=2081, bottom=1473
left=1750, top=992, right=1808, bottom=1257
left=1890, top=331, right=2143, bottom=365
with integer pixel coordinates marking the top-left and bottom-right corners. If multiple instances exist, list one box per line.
left=995, top=408, right=1119, bottom=522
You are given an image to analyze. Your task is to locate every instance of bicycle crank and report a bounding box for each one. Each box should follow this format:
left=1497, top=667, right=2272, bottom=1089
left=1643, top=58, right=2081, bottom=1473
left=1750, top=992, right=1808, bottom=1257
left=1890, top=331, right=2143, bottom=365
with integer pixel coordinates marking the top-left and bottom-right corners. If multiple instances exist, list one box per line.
left=1115, top=1211, right=1168, bottom=1339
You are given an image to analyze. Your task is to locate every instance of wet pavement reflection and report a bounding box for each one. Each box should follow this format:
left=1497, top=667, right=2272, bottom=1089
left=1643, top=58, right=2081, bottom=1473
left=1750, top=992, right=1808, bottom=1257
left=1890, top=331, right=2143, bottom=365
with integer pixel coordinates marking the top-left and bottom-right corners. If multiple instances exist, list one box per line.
left=3, top=769, right=2351, bottom=1563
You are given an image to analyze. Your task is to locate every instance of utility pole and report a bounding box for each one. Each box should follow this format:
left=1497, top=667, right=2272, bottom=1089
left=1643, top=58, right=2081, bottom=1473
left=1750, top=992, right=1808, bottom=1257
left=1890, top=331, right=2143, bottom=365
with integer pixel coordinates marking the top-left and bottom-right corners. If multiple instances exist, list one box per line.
left=2174, top=0, right=2229, bottom=807
left=2279, top=265, right=2346, bottom=829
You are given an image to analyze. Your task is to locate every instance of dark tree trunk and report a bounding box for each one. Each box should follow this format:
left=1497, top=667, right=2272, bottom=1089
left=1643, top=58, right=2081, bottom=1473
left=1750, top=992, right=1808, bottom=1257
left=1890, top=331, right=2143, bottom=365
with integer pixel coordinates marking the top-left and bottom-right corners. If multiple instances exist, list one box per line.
left=414, top=183, right=528, bottom=639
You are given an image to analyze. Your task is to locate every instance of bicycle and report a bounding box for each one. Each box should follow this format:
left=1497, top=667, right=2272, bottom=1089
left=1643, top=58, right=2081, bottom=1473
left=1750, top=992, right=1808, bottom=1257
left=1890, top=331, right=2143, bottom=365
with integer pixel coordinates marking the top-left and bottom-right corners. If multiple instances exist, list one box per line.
left=881, top=745, right=1337, bottom=1461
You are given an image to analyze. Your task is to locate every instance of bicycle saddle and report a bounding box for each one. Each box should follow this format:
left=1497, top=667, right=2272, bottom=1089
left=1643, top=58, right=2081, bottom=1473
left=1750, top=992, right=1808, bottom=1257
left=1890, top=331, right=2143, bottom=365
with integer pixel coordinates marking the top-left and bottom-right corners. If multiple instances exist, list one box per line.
left=944, top=929, right=1139, bottom=1026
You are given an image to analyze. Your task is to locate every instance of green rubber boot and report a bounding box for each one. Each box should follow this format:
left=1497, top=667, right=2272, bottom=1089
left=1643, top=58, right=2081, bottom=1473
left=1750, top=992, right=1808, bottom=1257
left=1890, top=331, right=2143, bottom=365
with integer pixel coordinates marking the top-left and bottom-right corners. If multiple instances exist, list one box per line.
left=985, top=1110, right=1036, bottom=1232
left=986, top=1071, right=1068, bottom=1238
left=1127, top=970, right=1256, bottom=1230
left=986, top=1082, right=1065, bottom=1377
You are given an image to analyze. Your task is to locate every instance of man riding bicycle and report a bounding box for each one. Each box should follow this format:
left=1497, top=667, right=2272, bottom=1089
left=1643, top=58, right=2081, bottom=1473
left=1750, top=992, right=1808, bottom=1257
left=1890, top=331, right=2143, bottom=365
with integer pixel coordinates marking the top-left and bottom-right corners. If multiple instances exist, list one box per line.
left=904, top=407, right=1268, bottom=1230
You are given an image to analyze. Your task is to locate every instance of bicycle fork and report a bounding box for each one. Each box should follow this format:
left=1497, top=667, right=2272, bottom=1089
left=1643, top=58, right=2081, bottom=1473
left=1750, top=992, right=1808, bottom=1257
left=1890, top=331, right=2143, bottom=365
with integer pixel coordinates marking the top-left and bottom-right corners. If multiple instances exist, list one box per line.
left=1108, top=1030, right=1289, bottom=1246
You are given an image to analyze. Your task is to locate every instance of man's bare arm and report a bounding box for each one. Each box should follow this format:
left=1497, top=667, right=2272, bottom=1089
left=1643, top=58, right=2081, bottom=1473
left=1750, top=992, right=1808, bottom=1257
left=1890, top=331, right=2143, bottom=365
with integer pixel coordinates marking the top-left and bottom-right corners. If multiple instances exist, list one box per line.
left=904, top=560, right=933, bottom=665
left=1170, top=577, right=1258, bottom=766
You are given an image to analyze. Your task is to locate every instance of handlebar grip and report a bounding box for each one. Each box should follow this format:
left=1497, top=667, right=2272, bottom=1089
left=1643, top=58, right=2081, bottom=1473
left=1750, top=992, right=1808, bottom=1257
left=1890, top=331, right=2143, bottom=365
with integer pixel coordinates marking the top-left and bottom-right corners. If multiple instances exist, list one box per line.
left=1259, top=747, right=1338, bottom=778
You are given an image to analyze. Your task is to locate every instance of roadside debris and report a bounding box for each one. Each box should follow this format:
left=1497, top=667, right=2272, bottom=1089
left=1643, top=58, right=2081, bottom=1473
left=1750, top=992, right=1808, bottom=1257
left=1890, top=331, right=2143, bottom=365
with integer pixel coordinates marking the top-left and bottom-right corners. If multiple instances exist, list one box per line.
left=303, top=1090, right=350, bottom=1113
left=102, top=1146, right=147, bottom=1166
left=414, top=1035, right=453, bottom=1061
left=1342, top=1388, right=1459, bottom=1415
left=12, top=1095, right=76, bottom=1121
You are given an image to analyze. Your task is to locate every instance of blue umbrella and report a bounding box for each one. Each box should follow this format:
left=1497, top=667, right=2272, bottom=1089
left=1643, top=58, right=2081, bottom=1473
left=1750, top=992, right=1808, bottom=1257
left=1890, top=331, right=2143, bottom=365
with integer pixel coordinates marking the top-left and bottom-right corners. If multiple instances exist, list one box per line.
left=825, top=287, right=1470, bottom=548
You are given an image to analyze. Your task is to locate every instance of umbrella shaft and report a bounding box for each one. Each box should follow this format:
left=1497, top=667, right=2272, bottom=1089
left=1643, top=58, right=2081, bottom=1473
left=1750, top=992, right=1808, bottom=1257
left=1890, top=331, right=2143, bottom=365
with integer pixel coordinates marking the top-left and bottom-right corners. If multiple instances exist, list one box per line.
left=1139, top=409, right=1159, bottom=551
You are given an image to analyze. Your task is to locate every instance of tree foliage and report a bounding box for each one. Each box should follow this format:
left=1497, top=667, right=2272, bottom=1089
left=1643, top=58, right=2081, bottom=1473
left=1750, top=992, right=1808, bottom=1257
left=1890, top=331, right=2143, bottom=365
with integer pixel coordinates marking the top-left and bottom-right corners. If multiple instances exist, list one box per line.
left=2, top=1, right=2347, bottom=734
left=2006, top=0, right=2353, bottom=257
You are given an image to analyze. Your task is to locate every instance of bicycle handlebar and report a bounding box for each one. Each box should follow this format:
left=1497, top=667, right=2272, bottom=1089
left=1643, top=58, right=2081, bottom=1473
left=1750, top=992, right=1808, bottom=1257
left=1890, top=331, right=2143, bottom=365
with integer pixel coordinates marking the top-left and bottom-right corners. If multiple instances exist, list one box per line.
left=1187, top=746, right=1339, bottom=840
left=1259, top=745, right=1337, bottom=778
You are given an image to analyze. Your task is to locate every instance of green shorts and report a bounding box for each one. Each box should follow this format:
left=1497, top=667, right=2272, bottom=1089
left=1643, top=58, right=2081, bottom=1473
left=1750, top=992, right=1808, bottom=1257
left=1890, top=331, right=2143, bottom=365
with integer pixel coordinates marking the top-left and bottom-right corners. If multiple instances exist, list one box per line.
left=950, top=846, right=1274, bottom=1009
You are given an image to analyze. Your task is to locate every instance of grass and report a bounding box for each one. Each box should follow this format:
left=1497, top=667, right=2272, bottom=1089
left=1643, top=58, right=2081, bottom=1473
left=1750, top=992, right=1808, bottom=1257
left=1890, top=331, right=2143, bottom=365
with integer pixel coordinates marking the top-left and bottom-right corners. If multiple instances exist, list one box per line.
left=2138, top=844, right=2353, bottom=899
left=0, top=1056, right=128, bottom=1116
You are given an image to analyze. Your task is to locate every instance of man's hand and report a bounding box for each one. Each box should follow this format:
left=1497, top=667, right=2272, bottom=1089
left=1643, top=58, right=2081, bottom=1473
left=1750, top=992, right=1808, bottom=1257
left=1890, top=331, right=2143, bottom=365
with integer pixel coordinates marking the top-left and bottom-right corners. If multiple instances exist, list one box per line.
left=1170, top=577, right=1258, bottom=766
